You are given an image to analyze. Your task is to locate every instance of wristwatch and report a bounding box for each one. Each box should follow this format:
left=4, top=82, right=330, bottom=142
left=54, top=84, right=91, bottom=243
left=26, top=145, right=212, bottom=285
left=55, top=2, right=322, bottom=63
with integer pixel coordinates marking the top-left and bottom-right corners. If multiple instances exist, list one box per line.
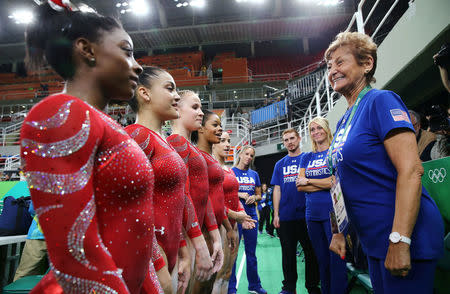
left=389, top=232, right=411, bottom=245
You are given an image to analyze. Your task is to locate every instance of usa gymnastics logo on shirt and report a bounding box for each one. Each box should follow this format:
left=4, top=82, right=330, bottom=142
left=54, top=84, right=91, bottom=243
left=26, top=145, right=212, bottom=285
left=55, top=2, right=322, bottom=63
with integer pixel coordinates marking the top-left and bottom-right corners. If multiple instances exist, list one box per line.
left=237, top=176, right=256, bottom=191
left=390, top=109, right=411, bottom=123
left=330, top=126, right=349, bottom=167
left=306, top=158, right=330, bottom=177
left=283, top=165, right=298, bottom=183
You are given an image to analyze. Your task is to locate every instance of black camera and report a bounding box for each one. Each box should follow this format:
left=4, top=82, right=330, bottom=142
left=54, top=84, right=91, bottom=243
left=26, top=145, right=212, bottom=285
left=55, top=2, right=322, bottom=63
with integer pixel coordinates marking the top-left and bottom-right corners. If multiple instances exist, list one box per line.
left=434, top=43, right=450, bottom=68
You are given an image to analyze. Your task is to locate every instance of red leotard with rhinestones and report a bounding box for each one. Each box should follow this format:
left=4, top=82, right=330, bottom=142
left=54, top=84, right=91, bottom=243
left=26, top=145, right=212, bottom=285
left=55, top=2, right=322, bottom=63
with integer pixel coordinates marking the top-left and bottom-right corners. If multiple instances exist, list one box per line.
left=223, top=168, right=245, bottom=226
left=199, top=151, right=226, bottom=227
left=21, top=94, right=162, bottom=294
left=125, top=125, right=187, bottom=272
left=166, top=134, right=210, bottom=228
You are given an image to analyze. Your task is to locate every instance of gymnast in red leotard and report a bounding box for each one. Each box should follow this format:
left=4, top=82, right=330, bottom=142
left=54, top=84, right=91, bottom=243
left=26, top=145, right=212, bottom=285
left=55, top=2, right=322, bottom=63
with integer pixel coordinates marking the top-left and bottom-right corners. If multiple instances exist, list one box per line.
left=125, top=66, right=204, bottom=293
left=194, top=110, right=238, bottom=293
left=168, top=91, right=225, bottom=288
left=20, top=1, right=162, bottom=293
left=212, top=132, right=256, bottom=293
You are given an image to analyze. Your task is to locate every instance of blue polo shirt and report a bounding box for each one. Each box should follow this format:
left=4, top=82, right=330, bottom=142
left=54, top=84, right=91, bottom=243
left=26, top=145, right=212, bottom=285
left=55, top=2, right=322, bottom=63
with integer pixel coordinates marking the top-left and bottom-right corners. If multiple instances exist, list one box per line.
left=300, top=150, right=333, bottom=222
left=331, top=88, right=444, bottom=260
left=270, top=154, right=306, bottom=221
left=232, top=167, right=261, bottom=218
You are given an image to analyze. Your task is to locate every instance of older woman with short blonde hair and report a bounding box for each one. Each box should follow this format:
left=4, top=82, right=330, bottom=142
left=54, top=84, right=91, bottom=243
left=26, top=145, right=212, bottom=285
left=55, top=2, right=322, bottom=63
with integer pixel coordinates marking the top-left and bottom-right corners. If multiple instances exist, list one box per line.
left=325, top=32, right=443, bottom=293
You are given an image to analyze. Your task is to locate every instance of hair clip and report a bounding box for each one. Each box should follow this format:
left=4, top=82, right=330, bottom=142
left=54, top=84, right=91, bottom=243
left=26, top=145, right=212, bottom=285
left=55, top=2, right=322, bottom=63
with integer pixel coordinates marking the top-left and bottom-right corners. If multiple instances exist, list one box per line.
left=48, top=0, right=74, bottom=12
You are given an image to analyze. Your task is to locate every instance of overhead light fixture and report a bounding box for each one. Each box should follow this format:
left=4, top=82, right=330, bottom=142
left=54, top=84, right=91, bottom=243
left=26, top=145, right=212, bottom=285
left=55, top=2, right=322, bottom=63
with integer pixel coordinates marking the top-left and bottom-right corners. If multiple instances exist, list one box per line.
left=176, top=3, right=183, bottom=7
left=190, top=0, right=206, bottom=8
left=118, top=0, right=149, bottom=16
left=131, top=0, right=149, bottom=15
left=236, top=0, right=265, bottom=3
left=183, top=2, right=189, bottom=6
left=317, top=0, right=343, bottom=5
left=298, top=0, right=343, bottom=5
left=79, top=3, right=96, bottom=13
left=8, top=10, right=34, bottom=24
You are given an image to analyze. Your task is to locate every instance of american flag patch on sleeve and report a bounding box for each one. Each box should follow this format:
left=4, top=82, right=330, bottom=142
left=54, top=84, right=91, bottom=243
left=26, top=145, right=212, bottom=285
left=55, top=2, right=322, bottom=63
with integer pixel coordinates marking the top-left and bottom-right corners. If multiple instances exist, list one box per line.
left=390, top=109, right=411, bottom=123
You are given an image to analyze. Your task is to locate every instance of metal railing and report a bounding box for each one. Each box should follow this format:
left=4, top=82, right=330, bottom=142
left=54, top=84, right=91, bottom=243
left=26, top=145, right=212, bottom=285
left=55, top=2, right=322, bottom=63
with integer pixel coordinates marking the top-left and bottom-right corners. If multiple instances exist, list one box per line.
left=0, top=155, right=21, bottom=171
left=0, top=121, right=23, bottom=146
left=288, top=68, right=326, bottom=101
left=0, top=104, right=33, bottom=117
left=198, top=88, right=265, bottom=102
left=221, top=117, right=251, bottom=164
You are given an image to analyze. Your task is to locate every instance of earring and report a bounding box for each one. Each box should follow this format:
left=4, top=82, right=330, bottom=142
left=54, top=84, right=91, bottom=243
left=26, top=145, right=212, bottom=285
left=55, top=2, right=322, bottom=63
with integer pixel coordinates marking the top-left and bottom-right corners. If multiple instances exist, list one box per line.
left=365, top=69, right=369, bottom=73
left=88, top=58, right=96, bottom=67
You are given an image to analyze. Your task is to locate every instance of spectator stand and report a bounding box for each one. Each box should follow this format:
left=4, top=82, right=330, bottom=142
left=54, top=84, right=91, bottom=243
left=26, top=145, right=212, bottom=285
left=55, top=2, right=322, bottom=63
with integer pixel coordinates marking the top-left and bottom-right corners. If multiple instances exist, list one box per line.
left=250, top=99, right=288, bottom=129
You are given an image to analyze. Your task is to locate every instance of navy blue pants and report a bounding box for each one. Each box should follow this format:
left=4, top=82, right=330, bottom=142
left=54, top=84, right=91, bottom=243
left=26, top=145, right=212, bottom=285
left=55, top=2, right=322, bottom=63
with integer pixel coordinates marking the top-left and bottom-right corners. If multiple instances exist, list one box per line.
left=228, top=208, right=262, bottom=293
left=279, top=219, right=320, bottom=292
left=367, top=256, right=437, bottom=294
left=307, top=219, right=347, bottom=294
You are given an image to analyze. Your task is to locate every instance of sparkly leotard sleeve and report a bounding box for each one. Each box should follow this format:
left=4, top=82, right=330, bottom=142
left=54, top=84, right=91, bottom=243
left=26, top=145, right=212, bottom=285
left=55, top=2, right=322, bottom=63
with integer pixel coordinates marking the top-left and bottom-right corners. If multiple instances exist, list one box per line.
left=125, top=125, right=186, bottom=272
left=204, top=198, right=219, bottom=231
left=21, top=94, right=161, bottom=293
left=167, top=134, right=209, bottom=234
left=199, top=151, right=226, bottom=227
left=165, top=135, right=202, bottom=240
left=223, top=168, right=244, bottom=226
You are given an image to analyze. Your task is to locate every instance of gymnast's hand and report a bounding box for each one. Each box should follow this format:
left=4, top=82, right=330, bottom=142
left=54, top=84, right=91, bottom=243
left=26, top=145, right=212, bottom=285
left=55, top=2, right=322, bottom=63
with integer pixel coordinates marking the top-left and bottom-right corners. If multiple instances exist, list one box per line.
left=226, top=228, right=238, bottom=254
left=192, top=236, right=213, bottom=281
left=177, top=246, right=191, bottom=294
left=211, top=239, right=224, bottom=273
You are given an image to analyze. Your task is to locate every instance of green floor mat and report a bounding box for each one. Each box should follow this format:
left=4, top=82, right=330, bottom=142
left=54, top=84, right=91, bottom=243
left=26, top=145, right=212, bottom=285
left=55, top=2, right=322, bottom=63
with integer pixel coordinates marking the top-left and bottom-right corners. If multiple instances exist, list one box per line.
left=235, top=232, right=367, bottom=293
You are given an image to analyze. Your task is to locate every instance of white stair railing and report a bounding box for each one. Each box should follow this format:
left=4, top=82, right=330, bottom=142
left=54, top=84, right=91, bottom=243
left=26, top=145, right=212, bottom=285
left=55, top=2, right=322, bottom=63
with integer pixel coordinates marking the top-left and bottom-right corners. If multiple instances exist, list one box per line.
left=3, top=155, right=21, bottom=170
left=0, top=121, right=24, bottom=146
left=221, top=117, right=251, bottom=164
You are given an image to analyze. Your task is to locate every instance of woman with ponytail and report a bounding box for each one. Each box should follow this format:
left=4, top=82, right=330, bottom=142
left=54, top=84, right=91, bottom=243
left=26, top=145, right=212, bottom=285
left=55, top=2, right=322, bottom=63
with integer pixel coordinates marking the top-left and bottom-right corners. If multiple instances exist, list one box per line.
left=125, top=67, right=207, bottom=294
left=194, top=110, right=237, bottom=293
left=167, top=91, right=225, bottom=293
left=212, top=132, right=256, bottom=294
left=20, top=1, right=162, bottom=293
left=228, top=146, right=266, bottom=294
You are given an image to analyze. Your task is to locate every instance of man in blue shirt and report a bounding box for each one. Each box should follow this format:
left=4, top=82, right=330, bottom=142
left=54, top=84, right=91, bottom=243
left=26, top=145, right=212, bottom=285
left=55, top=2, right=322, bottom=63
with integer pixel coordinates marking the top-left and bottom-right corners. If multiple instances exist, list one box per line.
left=271, top=129, right=320, bottom=294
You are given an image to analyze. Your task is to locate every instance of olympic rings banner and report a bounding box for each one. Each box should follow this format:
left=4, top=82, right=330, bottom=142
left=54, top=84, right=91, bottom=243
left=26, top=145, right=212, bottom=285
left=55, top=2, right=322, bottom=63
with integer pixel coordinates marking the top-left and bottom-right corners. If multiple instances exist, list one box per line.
left=422, top=156, right=450, bottom=233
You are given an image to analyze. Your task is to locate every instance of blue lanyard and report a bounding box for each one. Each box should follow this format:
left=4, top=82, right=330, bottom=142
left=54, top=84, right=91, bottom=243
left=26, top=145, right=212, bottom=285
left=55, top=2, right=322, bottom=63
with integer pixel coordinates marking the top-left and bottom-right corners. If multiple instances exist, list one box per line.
left=327, top=86, right=371, bottom=175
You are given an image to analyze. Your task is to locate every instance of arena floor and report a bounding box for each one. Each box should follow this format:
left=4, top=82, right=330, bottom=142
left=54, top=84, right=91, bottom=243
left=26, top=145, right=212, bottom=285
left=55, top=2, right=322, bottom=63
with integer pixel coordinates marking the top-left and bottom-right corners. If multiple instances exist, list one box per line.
left=234, top=232, right=367, bottom=294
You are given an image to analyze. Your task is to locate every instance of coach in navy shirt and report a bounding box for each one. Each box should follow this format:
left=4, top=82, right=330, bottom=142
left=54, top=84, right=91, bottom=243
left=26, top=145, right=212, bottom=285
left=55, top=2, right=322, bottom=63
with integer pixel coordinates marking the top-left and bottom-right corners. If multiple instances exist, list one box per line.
left=271, top=128, right=320, bottom=294
left=326, top=32, right=444, bottom=293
